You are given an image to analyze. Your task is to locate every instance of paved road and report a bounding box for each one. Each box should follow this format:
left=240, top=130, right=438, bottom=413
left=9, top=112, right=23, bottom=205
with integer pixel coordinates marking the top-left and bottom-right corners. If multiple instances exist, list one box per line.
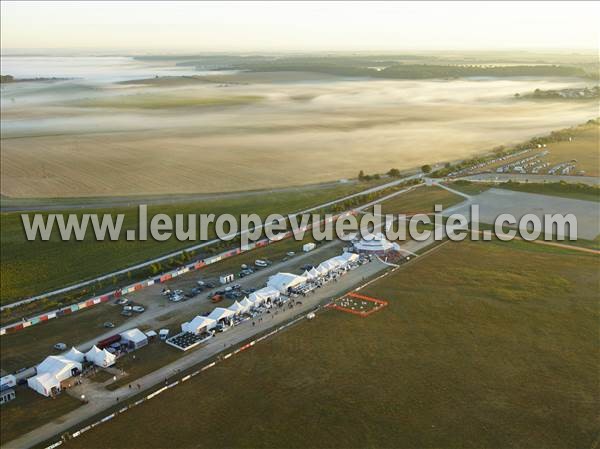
left=2, top=173, right=423, bottom=312
left=3, top=258, right=390, bottom=449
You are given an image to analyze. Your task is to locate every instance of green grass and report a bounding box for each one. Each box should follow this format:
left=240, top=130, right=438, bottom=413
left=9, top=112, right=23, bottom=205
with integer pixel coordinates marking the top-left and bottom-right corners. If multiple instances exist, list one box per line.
left=60, top=240, right=599, bottom=449
left=378, top=185, right=464, bottom=215
left=106, top=342, right=182, bottom=390
left=495, top=181, right=600, bottom=202
left=445, top=180, right=493, bottom=196
left=0, top=181, right=383, bottom=304
left=0, top=386, right=81, bottom=446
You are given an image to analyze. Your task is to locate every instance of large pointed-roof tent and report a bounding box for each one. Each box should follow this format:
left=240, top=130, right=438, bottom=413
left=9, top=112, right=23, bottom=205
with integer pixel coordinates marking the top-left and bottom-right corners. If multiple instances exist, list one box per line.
left=239, top=297, right=254, bottom=311
left=64, top=347, right=85, bottom=363
left=28, top=355, right=82, bottom=397
left=85, top=345, right=116, bottom=367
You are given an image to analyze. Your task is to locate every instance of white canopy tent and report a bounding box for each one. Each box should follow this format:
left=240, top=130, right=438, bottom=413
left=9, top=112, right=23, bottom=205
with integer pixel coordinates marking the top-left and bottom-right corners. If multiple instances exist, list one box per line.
left=181, top=316, right=217, bottom=334
left=64, top=347, right=85, bottom=363
left=309, top=267, right=320, bottom=278
left=267, top=272, right=307, bottom=293
left=239, top=297, right=254, bottom=311
left=208, top=307, right=236, bottom=323
left=248, top=291, right=267, bottom=305
left=228, top=301, right=245, bottom=315
left=85, top=345, right=116, bottom=367
left=28, top=372, right=60, bottom=397
left=254, top=286, right=281, bottom=300
left=302, top=270, right=314, bottom=280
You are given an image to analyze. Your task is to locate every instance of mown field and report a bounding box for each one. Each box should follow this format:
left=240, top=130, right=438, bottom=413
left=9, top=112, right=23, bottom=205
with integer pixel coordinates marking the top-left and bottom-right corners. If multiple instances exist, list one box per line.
left=61, top=240, right=599, bottom=449
left=0, top=180, right=380, bottom=304
left=542, top=125, right=599, bottom=176
left=0, top=387, right=82, bottom=446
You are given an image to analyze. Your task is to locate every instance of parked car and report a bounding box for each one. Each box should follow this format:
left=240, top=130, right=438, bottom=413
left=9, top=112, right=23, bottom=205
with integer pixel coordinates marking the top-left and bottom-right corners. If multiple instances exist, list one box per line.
left=116, top=297, right=129, bottom=305
left=132, top=306, right=145, bottom=313
left=53, top=343, right=67, bottom=351
left=255, top=259, right=268, bottom=267
left=103, top=321, right=115, bottom=328
left=211, top=294, right=224, bottom=303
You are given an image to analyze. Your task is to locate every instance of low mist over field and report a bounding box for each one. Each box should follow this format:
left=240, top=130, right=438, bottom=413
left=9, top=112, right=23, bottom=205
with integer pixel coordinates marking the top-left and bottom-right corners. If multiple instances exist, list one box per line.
left=1, top=56, right=597, bottom=197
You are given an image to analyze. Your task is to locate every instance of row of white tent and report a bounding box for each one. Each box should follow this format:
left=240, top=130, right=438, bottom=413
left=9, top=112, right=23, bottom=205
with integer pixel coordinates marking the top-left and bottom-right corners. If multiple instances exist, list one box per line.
left=301, top=251, right=359, bottom=280
left=180, top=252, right=359, bottom=336
left=181, top=286, right=282, bottom=335
left=28, top=346, right=116, bottom=397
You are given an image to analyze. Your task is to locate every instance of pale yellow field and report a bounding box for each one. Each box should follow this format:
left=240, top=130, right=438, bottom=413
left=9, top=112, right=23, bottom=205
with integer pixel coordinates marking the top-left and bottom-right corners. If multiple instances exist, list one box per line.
left=1, top=76, right=597, bottom=197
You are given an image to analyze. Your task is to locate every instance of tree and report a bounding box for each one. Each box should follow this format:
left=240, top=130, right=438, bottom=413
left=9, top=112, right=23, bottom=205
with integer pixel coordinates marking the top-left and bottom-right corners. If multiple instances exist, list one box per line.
left=421, top=164, right=432, bottom=174
left=387, top=168, right=401, bottom=177
left=358, top=170, right=365, bottom=181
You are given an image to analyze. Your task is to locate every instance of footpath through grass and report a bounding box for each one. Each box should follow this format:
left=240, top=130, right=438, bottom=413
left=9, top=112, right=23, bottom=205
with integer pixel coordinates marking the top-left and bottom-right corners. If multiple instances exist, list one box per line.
left=61, top=240, right=599, bottom=449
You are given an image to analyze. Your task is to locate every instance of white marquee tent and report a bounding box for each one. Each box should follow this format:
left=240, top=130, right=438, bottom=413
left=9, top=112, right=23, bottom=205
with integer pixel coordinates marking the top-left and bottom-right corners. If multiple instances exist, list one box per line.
left=239, top=297, right=254, bottom=311
left=208, top=307, right=236, bottom=323
left=120, top=328, right=148, bottom=349
left=28, top=355, right=82, bottom=397
left=267, top=273, right=307, bottom=293
left=181, top=316, right=217, bottom=334
left=64, top=347, right=85, bottom=363
left=228, top=301, right=245, bottom=315
left=255, top=286, right=281, bottom=300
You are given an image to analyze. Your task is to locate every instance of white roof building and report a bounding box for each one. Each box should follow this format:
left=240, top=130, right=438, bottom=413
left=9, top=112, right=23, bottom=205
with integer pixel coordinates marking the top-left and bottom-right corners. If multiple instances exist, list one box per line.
left=267, top=272, right=307, bottom=293
left=182, top=316, right=217, bottom=334
left=28, top=355, right=82, bottom=397
left=85, top=345, right=116, bottom=368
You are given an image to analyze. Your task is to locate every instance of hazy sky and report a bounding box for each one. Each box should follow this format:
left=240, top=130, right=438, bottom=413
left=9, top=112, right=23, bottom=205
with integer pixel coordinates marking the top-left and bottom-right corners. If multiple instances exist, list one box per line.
left=1, top=1, right=598, bottom=53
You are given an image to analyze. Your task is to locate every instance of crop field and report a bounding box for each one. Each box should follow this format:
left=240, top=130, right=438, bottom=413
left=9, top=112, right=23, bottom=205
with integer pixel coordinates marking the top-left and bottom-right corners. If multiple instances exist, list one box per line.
left=0, top=180, right=379, bottom=304
left=378, top=185, right=464, bottom=215
left=60, top=240, right=599, bottom=449
left=2, top=76, right=597, bottom=198
left=542, top=125, right=599, bottom=176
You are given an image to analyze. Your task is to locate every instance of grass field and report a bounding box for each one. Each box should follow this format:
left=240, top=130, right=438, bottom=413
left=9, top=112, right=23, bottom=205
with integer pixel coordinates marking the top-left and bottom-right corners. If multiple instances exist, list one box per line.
left=0, top=180, right=380, bottom=304
left=0, top=387, right=81, bottom=446
left=60, top=240, right=599, bottom=449
left=379, top=185, right=464, bottom=214
left=496, top=181, right=600, bottom=202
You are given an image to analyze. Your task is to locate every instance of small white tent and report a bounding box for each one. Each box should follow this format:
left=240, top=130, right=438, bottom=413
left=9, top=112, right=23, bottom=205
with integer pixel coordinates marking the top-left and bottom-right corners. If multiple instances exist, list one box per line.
left=302, top=270, right=314, bottom=280
left=309, top=267, right=320, bottom=278
left=181, top=316, right=216, bottom=334
left=248, top=291, right=266, bottom=305
left=64, top=347, right=85, bottom=363
left=85, top=346, right=116, bottom=367
left=120, top=328, right=148, bottom=349
left=239, top=297, right=254, bottom=311
left=228, top=301, right=244, bottom=315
